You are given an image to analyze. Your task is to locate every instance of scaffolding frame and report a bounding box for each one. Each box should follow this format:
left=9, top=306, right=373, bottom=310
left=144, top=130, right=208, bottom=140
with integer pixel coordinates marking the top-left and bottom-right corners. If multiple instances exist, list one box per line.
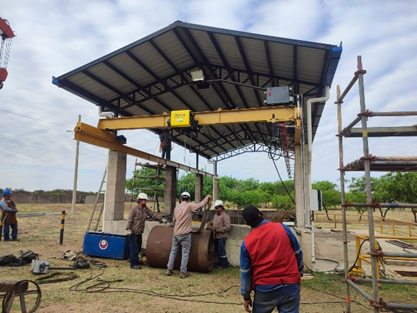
left=337, top=56, right=417, bottom=313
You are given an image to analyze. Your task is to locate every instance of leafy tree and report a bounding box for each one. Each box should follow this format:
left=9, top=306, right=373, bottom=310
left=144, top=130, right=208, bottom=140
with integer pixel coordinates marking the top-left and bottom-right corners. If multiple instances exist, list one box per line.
left=312, top=180, right=341, bottom=220
left=273, top=179, right=294, bottom=197
left=271, top=194, right=293, bottom=209
left=258, top=182, right=276, bottom=197
left=347, top=177, right=372, bottom=221
left=238, top=178, right=260, bottom=192
left=228, top=189, right=265, bottom=209
left=374, top=172, right=417, bottom=222
left=176, top=172, right=213, bottom=201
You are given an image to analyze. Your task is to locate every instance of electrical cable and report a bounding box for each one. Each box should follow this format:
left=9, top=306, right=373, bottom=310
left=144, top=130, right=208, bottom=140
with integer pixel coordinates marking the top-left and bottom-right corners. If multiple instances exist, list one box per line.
left=0, top=109, right=71, bottom=129
left=349, top=238, right=369, bottom=272
left=69, top=268, right=242, bottom=306
left=271, top=158, right=295, bottom=204
left=66, top=267, right=384, bottom=309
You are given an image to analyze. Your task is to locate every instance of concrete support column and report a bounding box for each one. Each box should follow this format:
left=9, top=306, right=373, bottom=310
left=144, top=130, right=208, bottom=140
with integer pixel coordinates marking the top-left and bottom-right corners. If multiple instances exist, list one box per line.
left=164, top=166, right=177, bottom=215
left=213, top=177, right=219, bottom=201
left=103, top=150, right=127, bottom=232
left=304, top=144, right=312, bottom=227
left=294, top=143, right=313, bottom=271
left=294, top=144, right=303, bottom=228
left=195, top=174, right=203, bottom=202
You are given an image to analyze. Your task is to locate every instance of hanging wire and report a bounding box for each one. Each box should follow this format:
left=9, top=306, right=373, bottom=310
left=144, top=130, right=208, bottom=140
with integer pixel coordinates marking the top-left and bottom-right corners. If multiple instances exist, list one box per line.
left=0, top=109, right=71, bottom=129
left=272, top=158, right=295, bottom=204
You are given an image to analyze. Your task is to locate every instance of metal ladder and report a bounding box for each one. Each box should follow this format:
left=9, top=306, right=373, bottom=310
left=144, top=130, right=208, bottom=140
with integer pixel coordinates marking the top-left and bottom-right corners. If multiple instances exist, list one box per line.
left=130, top=159, right=165, bottom=212
left=86, top=167, right=107, bottom=232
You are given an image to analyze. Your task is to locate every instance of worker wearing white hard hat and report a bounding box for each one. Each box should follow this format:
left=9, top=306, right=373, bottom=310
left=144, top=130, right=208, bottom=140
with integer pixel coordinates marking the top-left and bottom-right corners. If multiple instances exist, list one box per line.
left=207, top=199, right=230, bottom=269
left=166, top=191, right=212, bottom=278
left=126, top=192, right=160, bottom=269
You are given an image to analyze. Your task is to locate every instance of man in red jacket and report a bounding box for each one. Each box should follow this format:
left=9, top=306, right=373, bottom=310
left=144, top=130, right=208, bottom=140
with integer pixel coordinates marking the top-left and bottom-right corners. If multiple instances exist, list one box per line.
left=240, top=205, right=303, bottom=313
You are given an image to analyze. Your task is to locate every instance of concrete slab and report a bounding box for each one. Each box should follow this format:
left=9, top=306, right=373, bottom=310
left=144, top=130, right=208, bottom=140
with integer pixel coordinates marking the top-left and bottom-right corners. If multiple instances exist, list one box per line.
left=313, top=228, right=417, bottom=280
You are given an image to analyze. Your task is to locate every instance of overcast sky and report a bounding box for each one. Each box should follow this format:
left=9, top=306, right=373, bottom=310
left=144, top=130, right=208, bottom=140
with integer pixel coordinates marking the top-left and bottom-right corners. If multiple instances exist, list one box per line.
left=1, top=0, right=416, bottom=193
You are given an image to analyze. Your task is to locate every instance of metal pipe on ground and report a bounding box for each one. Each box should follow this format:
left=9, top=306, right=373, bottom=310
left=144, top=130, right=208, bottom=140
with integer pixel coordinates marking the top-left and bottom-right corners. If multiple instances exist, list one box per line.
left=146, top=225, right=215, bottom=273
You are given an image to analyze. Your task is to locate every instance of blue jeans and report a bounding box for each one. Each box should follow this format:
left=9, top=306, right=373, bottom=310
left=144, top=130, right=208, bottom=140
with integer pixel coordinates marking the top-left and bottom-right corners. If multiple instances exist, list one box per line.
left=161, top=146, right=171, bottom=160
left=129, top=233, right=142, bottom=267
left=167, top=233, right=191, bottom=273
left=3, top=221, right=18, bottom=241
left=253, top=284, right=300, bottom=313
left=215, top=238, right=229, bottom=268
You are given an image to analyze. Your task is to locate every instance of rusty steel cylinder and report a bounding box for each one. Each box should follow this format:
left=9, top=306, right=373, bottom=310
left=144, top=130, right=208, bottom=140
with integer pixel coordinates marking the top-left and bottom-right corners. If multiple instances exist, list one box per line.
left=146, top=225, right=215, bottom=273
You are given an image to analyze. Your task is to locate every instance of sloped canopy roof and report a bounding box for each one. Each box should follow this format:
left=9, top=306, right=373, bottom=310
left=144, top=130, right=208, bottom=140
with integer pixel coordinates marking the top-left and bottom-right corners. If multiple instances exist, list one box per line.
left=53, top=21, right=342, bottom=164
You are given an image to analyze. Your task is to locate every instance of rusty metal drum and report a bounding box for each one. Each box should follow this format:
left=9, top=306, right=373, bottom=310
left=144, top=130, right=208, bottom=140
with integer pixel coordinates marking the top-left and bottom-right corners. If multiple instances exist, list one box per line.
left=146, top=225, right=215, bottom=273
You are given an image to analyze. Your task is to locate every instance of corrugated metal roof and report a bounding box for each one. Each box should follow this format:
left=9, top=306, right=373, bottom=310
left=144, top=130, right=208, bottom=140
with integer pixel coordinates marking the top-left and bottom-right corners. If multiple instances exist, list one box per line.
left=53, top=20, right=342, bottom=164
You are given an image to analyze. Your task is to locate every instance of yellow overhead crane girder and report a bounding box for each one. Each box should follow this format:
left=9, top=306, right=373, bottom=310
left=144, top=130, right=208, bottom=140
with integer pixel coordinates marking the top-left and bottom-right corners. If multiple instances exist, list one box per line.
left=97, top=106, right=302, bottom=131
left=72, top=106, right=302, bottom=167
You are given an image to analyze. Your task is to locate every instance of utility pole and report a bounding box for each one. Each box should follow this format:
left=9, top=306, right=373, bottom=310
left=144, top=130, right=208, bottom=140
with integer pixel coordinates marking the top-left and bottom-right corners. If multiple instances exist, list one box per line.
left=71, top=115, right=81, bottom=214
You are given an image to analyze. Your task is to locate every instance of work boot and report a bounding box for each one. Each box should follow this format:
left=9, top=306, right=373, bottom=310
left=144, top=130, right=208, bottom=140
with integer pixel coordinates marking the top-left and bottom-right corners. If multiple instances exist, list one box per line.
left=131, top=265, right=142, bottom=269
left=166, top=269, right=173, bottom=276
left=180, top=272, right=190, bottom=278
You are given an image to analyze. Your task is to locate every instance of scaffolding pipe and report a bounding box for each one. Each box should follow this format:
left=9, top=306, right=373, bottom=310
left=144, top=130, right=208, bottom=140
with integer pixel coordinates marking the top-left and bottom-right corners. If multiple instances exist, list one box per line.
left=386, top=302, right=417, bottom=310
left=379, top=251, right=417, bottom=258
left=337, top=84, right=351, bottom=313
left=375, top=156, right=417, bottom=161
left=357, top=55, right=380, bottom=313
left=346, top=280, right=372, bottom=302
left=337, top=71, right=359, bottom=104
left=371, top=111, right=417, bottom=117
left=357, top=278, right=417, bottom=285
left=341, top=116, right=361, bottom=136
left=340, top=55, right=417, bottom=312
left=340, top=112, right=417, bottom=136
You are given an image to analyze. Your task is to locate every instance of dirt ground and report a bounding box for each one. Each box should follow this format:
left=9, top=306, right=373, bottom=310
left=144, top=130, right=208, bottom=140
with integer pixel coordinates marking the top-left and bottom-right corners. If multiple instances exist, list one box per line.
left=1, top=203, right=416, bottom=313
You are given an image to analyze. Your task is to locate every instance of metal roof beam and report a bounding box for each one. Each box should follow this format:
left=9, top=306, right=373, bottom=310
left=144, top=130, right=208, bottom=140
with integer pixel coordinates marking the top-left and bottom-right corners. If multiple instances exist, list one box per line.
left=82, top=70, right=133, bottom=104
left=182, top=29, right=250, bottom=145
left=54, top=79, right=132, bottom=116
left=205, top=32, right=257, bottom=144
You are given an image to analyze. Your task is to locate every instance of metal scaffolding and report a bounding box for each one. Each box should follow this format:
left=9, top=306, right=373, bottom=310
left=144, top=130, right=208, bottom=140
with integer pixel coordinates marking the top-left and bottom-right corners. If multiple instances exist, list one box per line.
left=336, top=56, right=417, bottom=313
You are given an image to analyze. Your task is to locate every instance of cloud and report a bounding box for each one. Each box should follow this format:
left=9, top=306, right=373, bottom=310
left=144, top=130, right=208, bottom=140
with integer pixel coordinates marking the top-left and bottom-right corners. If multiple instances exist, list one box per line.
left=1, top=0, right=416, bottom=192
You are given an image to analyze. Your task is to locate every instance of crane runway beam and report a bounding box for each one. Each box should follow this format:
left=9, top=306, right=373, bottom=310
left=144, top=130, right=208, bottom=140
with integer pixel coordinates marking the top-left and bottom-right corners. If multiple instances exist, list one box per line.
left=74, top=122, right=217, bottom=179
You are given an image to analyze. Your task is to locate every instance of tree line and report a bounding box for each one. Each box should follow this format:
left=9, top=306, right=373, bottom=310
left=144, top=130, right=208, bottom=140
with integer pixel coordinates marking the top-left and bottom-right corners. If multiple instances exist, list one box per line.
left=0, top=188, right=95, bottom=197
left=126, top=168, right=417, bottom=222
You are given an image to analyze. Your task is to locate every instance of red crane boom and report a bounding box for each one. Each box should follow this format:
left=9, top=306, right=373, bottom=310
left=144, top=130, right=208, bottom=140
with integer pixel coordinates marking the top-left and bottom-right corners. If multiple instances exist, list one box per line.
left=0, top=17, right=16, bottom=89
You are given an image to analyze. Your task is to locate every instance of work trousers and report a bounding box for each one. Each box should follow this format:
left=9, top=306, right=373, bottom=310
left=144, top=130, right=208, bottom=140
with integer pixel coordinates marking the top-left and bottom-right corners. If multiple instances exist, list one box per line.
left=167, top=233, right=191, bottom=273
left=215, top=238, right=229, bottom=268
left=253, top=283, right=300, bottom=313
left=161, top=146, right=171, bottom=160
left=129, top=233, right=142, bottom=267
left=3, top=221, right=18, bottom=241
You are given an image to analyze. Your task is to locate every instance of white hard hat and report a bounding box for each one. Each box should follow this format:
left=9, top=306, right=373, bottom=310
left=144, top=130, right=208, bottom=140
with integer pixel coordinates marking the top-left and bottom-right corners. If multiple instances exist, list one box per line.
left=214, top=200, right=224, bottom=207
left=181, top=191, right=191, bottom=198
left=137, top=193, right=148, bottom=200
